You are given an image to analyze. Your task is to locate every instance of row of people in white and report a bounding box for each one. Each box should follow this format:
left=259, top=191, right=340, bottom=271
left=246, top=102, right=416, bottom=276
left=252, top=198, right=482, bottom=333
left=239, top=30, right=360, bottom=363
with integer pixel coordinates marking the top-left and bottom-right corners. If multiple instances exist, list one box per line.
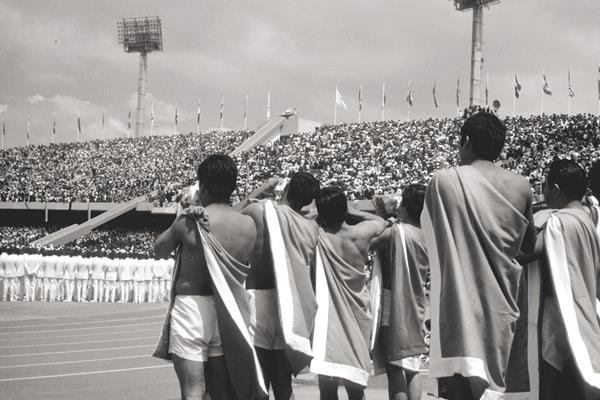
left=0, top=253, right=174, bottom=303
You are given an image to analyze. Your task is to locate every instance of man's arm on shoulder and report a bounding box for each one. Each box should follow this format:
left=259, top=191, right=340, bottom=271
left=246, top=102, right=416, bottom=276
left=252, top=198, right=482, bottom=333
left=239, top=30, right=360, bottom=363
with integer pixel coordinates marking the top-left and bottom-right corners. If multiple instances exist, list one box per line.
left=240, top=201, right=263, bottom=223
left=347, top=207, right=388, bottom=240
left=370, top=226, right=392, bottom=251
left=520, top=180, right=537, bottom=255
left=155, top=216, right=186, bottom=259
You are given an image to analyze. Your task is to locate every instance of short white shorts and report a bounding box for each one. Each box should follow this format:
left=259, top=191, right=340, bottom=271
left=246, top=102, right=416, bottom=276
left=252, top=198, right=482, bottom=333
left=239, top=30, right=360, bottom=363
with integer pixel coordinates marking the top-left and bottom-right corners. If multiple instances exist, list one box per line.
left=249, top=289, right=285, bottom=350
left=169, top=295, right=223, bottom=362
left=381, top=289, right=392, bottom=327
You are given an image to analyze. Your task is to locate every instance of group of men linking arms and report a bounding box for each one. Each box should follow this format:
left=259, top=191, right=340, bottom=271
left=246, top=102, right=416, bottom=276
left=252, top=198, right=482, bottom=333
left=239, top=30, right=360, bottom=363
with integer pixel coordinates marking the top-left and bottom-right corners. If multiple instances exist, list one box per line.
left=151, top=110, right=600, bottom=400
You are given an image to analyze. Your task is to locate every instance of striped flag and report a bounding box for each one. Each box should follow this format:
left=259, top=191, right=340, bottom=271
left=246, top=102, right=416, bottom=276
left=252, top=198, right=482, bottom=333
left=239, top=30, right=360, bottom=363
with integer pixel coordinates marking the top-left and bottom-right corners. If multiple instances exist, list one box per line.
left=335, top=88, right=347, bottom=110
left=26, top=115, right=31, bottom=144
left=77, top=111, right=81, bottom=141
left=52, top=112, right=56, bottom=142
left=568, top=68, right=575, bottom=98
left=358, top=85, right=362, bottom=112
left=456, top=77, right=460, bottom=108
left=433, top=81, right=438, bottom=108
left=150, top=103, right=155, bottom=136
left=266, top=92, right=271, bottom=120
left=543, top=73, right=552, bottom=95
left=514, top=74, right=522, bottom=99
left=406, top=81, right=413, bottom=106
left=220, top=97, right=224, bottom=130
left=196, top=100, right=201, bottom=129
left=485, top=73, right=489, bottom=106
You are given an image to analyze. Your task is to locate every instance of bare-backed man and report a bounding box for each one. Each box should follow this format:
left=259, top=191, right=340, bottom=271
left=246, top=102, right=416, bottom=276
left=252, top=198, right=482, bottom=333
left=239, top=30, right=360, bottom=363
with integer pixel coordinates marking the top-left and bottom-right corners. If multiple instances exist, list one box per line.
left=421, top=111, right=536, bottom=399
left=154, top=154, right=265, bottom=400
left=310, top=186, right=388, bottom=400
left=241, top=172, right=320, bottom=400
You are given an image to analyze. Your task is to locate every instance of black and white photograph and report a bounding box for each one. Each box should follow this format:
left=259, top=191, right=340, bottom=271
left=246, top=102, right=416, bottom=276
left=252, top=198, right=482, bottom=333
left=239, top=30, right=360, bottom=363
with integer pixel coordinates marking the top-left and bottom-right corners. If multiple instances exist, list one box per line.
left=1, top=1, right=600, bottom=399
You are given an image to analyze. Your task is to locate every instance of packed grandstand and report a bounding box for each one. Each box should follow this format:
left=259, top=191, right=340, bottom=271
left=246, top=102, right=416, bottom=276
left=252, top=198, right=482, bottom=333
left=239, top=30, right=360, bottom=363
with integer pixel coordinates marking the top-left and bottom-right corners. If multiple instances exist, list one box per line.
left=1, top=111, right=599, bottom=301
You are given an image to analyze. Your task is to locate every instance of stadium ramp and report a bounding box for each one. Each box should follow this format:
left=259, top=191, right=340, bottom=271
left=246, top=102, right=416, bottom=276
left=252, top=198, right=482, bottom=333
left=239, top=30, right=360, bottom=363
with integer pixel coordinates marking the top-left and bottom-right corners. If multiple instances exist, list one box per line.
left=30, top=191, right=157, bottom=248
left=230, top=117, right=285, bottom=156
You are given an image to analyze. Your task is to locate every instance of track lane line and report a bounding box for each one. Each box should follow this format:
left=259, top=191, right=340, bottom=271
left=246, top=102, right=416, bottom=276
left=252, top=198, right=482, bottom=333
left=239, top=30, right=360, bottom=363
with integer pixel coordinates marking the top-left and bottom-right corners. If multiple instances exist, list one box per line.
left=0, top=364, right=171, bottom=382
left=0, top=336, right=157, bottom=349
left=0, top=314, right=165, bottom=330
left=0, top=344, right=155, bottom=358
left=0, top=354, right=152, bottom=369
left=0, top=327, right=158, bottom=341
left=0, top=321, right=162, bottom=335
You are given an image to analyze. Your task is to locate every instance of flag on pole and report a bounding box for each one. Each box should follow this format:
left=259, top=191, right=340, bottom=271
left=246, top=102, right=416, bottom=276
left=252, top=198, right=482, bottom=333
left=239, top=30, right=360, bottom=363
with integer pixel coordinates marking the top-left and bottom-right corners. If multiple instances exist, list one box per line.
left=27, top=115, right=31, bottom=145
left=150, top=103, right=155, bottom=136
left=174, top=103, right=178, bottom=126
left=77, top=111, right=81, bottom=141
left=128, top=108, right=131, bottom=130
left=101, top=109, right=105, bottom=130
left=196, top=100, right=201, bottom=132
left=52, top=112, right=56, bottom=142
left=433, top=81, right=438, bottom=108
left=543, top=73, right=552, bottom=95
left=406, top=81, right=413, bottom=106
left=266, top=92, right=271, bottom=120
left=485, top=73, right=489, bottom=106
left=358, top=85, right=362, bottom=113
left=335, top=88, right=347, bottom=110
left=244, top=94, right=248, bottom=130
left=514, top=74, right=522, bottom=99
left=456, top=77, right=460, bottom=108
left=381, top=83, right=386, bottom=120
left=219, top=97, right=224, bottom=130
left=2, top=119, right=5, bottom=149
left=568, top=68, right=575, bottom=98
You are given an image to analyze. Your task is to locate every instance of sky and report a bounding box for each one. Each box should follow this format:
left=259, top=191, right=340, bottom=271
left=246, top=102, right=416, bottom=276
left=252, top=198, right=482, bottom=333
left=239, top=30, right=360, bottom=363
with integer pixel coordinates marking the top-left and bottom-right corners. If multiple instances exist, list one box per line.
left=0, top=0, right=599, bottom=148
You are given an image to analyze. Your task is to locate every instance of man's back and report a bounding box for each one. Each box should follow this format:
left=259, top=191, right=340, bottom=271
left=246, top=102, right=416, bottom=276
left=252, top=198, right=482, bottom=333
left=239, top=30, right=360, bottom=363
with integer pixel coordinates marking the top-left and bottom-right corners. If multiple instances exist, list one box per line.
left=171, top=204, right=256, bottom=295
left=320, top=222, right=372, bottom=271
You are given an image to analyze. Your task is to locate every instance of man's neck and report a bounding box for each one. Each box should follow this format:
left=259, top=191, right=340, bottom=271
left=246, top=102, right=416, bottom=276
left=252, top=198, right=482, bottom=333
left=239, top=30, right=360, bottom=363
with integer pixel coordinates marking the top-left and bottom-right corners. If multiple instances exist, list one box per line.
left=560, top=199, right=584, bottom=211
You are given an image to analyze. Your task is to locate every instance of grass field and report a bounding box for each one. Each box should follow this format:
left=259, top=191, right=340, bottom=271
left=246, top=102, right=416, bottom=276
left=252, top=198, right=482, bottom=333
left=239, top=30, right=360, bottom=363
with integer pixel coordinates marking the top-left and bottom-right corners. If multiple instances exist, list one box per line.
left=0, top=302, right=389, bottom=400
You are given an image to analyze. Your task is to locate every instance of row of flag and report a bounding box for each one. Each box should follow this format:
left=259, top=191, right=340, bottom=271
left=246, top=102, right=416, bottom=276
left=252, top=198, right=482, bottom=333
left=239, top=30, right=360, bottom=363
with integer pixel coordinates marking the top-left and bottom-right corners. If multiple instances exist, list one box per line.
left=3, top=68, right=600, bottom=148
left=337, top=69, right=586, bottom=119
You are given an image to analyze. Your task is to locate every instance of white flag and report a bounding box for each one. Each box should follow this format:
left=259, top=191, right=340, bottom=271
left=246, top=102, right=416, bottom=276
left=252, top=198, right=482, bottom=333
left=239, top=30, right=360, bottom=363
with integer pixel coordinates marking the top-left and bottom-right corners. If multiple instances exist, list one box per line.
left=336, top=88, right=347, bottom=110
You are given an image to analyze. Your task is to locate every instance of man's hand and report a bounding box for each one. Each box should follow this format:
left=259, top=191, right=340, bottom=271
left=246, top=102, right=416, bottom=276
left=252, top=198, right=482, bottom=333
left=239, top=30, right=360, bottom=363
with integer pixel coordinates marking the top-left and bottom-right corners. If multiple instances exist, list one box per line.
left=372, top=195, right=400, bottom=218
left=252, top=177, right=281, bottom=199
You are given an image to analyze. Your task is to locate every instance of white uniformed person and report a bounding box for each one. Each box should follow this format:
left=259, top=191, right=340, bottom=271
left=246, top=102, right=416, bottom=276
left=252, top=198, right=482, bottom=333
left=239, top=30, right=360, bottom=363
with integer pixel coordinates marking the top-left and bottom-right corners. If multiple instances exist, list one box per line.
left=90, top=257, right=105, bottom=302
left=118, top=257, right=133, bottom=303
left=75, top=256, right=89, bottom=302
left=63, top=255, right=76, bottom=302
left=104, top=258, right=118, bottom=303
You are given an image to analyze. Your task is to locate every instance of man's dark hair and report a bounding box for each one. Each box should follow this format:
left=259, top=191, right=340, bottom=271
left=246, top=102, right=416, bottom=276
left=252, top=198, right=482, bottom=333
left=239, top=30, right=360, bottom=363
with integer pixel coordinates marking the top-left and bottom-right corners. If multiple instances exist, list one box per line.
left=547, top=159, right=587, bottom=201
left=460, top=111, right=506, bottom=161
left=589, top=161, right=600, bottom=198
left=401, top=184, right=427, bottom=223
left=316, top=186, right=347, bottom=228
left=286, top=172, right=320, bottom=209
left=196, top=154, right=237, bottom=202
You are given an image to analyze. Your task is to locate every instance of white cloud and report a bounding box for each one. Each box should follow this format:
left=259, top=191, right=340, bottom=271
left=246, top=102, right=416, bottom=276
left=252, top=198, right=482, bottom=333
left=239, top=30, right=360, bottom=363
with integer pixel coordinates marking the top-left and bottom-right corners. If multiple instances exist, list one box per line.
left=28, top=94, right=45, bottom=104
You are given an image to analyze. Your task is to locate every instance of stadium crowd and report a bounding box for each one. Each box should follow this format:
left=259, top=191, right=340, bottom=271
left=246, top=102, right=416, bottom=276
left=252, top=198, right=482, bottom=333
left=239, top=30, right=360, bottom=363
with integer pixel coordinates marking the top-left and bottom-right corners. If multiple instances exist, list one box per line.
left=0, top=129, right=250, bottom=204
left=2, top=113, right=598, bottom=205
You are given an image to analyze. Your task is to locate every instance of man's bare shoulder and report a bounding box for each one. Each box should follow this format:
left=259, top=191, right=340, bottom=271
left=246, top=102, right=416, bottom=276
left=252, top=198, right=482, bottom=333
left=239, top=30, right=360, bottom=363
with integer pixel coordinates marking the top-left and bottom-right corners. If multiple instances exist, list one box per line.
left=241, top=201, right=264, bottom=219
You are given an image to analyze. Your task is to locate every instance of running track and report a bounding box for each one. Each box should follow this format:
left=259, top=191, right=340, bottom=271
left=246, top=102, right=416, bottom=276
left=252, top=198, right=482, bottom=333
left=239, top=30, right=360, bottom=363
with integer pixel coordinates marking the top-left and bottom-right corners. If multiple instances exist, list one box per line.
left=0, top=303, right=387, bottom=399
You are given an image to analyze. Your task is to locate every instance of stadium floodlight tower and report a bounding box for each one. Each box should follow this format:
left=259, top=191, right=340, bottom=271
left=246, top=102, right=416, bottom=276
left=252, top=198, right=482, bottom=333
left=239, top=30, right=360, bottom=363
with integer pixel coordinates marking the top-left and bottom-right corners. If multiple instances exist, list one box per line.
left=117, top=17, right=163, bottom=137
left=452, top=0, right=499, bottom=107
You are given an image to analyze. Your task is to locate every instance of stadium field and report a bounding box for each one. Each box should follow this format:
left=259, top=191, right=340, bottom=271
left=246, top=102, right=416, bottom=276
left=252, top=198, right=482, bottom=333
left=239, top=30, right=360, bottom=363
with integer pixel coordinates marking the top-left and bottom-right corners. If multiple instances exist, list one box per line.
left=0, top=303, right=388, bottom=400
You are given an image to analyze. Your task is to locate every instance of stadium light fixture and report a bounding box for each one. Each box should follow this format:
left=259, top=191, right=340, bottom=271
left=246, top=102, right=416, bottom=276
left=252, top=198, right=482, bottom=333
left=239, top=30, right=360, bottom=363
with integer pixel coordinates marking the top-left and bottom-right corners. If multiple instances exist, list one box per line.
left=451, top=0, right=500, bottom=107
left=117, top=17, right=163, bottom=137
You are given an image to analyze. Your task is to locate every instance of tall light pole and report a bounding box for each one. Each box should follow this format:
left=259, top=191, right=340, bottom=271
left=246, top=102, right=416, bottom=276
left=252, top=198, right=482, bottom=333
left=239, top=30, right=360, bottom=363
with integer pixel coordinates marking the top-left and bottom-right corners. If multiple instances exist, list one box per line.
left=117, top=17, right=163, bottom=137
left=452, top=0, right=499, bottom=107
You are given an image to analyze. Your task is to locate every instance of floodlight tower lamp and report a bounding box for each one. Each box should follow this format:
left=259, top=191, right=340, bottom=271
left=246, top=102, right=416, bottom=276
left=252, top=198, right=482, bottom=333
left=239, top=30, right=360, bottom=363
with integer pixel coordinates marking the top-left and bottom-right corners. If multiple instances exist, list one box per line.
left=117, top=17, right=163, bottom=137
left=451, top=0, right=499, bottom=107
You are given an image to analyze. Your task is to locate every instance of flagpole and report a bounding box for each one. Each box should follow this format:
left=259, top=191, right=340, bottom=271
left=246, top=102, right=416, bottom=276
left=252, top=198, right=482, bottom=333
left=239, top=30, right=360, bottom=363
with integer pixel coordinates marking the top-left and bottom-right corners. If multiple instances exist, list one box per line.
left=244, top=94, right=248, bottom=130
left=173, top=102, right=178, bottom=135
left=568, top=67, right=571, bottom=116
left=2, top=119, right=5, bottom=150
left=358, top=84, right=362, bottom=123
left=381, top=82, right=385, bottom=121
left=513, top=72, right=516, bottom=116
left=407, top=81, right=411, bottom=122
left=334, top=85, right=338, bottom=124
left=150, top=103, right=154, bottom=137
left=541, top=70, right=544, bottom=115
left=196, top=100, right=201, bottom=135
left=52, top=112, right=56, bottom=144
